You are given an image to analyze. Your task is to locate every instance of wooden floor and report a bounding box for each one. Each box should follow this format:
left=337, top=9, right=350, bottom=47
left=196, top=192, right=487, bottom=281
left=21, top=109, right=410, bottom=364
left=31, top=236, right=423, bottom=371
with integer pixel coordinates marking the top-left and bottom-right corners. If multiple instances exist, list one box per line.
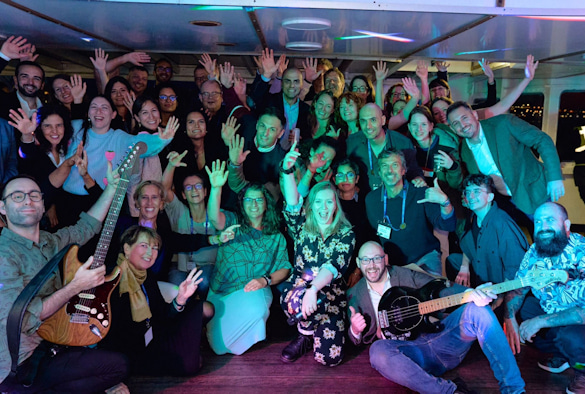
left=127, top=335, right=572, bottom=393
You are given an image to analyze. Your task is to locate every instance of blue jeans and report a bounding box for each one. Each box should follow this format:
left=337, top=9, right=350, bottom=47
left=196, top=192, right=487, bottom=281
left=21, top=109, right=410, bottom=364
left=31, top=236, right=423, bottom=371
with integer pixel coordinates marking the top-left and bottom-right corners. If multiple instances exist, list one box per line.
left=416, top=249, right=443, bottom=277
left=369, top=303, right=525, bottom=394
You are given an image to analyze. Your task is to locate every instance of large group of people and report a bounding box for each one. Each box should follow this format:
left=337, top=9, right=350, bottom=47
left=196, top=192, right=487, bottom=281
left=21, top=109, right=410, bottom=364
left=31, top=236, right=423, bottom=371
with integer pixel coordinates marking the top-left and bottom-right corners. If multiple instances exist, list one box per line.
left=0, top=34, right=583, bottom=394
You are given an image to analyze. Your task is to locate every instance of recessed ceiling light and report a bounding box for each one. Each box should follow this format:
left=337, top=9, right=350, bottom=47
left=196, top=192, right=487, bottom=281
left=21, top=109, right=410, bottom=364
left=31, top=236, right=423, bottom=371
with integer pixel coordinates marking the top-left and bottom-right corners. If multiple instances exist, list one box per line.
left=81, top=37, right=94, bottom=42
left=285, top=41, right=323, bottom=51
left=282, top=18, right=331, bottom=31
left=190, top=20, right=222, bottom=27
left=216, top=42, right=237, bottom=47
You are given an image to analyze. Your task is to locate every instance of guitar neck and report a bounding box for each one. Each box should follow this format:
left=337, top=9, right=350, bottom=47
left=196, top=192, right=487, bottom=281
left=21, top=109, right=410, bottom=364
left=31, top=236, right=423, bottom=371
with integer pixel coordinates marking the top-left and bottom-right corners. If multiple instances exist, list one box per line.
left=90, top=178, right=129, bottom=269
left=417, top=277, right=527, bottom=315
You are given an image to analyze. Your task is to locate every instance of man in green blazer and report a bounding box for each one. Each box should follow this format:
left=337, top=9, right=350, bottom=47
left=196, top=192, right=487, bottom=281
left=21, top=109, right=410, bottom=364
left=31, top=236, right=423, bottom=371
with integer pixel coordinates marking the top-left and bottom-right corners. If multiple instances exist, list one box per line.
left=447, top=101, right=564, bottom=216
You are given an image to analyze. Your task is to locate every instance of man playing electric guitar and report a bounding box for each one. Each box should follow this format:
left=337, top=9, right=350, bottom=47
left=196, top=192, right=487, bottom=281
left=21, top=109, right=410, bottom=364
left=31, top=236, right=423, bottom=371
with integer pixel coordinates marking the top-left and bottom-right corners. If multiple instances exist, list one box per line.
left=347, top=241, right=525, bottom=394
left=0, top=162, right=129, bottom=393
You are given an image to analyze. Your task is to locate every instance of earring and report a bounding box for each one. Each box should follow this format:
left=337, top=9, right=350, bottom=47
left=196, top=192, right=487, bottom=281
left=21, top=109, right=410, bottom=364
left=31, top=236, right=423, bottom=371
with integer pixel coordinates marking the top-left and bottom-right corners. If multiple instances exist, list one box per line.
left=87, top=117, right=92, bottom=128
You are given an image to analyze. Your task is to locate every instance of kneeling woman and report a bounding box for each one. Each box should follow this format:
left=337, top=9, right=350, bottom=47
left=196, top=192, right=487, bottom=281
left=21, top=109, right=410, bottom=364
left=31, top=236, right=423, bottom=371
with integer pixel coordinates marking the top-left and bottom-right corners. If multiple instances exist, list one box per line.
left=100, top=226, right=224, bottom=376
left=279, top=141, right=355, bottom=366
left=205, top=160, right=292, bottom=355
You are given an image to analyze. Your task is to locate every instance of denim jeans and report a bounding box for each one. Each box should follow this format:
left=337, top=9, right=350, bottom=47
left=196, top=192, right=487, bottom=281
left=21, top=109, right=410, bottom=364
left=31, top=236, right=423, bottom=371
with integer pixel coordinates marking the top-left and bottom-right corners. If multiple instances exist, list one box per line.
left=370, top=303, right=525, bottom=394
left=416, top=249, right=443, bottom=277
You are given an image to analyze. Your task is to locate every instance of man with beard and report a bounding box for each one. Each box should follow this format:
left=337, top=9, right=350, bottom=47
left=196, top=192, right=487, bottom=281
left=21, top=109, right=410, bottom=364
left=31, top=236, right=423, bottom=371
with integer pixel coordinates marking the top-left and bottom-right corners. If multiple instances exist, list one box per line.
left=0, top=36, right=43, bottom=121
left=504, top=202, right=585, bottom=394
left=347, top=241, right=525, bottom=393
left=364, top=149, right=454, bottom=276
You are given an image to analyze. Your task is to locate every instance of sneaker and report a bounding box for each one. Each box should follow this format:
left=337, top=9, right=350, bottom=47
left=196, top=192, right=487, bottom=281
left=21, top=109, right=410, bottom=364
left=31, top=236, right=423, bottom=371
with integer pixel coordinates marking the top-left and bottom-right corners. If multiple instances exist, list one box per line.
left=567, top=370, right=585, bottom=394
left=280, top=334, right=312, bottom=363
left=538, top=357, right=570, bottom=373
left=453, top=377, right=477, bottom=394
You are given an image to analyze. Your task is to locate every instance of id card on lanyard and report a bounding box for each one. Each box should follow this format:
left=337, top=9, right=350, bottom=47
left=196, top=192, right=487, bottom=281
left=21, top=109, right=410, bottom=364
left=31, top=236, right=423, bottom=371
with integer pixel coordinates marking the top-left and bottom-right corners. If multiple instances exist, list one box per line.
left=377, top=184, right=407, bottom=239
left=141, top=284, right=154, bottom=347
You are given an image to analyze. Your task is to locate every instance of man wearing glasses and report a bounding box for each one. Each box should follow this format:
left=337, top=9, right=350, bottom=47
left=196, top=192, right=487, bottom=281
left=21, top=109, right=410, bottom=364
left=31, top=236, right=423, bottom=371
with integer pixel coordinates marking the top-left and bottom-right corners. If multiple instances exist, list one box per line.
left=448, top=174, right=529, bottom=288
left=347, top=241, right=525, bottom=393
left=0, top=171, right=130, bottom=392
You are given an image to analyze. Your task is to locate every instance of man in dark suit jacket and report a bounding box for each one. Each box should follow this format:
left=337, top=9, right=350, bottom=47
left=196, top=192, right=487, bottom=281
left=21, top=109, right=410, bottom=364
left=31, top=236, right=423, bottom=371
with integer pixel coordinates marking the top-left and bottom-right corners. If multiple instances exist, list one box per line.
left=249, top=57, right=311, bottom=150
left=347, top=241, right=525, bottom=393
left=447, top=101, right=563, bottom=216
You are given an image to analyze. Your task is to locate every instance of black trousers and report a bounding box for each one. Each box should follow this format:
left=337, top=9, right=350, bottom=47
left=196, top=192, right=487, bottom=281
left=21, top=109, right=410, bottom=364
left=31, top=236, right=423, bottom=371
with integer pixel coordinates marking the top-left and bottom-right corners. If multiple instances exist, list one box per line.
left=1, top=346, right=128, bottom=394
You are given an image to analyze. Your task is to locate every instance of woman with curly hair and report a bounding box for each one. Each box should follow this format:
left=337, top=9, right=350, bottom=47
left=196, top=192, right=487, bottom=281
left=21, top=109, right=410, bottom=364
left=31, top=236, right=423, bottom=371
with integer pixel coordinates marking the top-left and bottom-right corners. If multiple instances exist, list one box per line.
left=204, top=160, right=292, bottom=355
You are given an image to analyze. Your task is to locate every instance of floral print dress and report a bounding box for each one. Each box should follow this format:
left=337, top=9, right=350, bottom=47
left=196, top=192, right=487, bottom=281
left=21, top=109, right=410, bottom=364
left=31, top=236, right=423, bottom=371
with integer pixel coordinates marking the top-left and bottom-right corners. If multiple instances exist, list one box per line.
left=280, top=208, right=355, bottom=366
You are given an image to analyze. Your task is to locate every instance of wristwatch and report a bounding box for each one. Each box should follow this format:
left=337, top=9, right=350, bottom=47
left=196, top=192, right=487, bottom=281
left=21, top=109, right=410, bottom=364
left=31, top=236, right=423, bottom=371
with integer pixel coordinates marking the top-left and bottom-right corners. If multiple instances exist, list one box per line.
left=279, top=160, right=295, bottom=174
left=263, top=275, right=272, bottom=286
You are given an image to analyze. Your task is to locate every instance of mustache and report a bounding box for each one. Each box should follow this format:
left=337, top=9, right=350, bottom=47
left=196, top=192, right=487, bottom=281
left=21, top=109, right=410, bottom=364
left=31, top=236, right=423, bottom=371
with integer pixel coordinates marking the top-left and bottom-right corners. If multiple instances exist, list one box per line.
left=537, top=230, right=555, bottom=236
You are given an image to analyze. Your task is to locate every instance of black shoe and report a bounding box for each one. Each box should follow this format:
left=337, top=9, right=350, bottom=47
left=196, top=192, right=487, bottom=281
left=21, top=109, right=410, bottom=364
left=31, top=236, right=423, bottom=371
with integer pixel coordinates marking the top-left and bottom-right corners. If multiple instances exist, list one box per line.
left=280, top=334, right=312, bottom=363
left=453, top=377, right=477, bottom=394
left=567, top=370, right=585, bottom=394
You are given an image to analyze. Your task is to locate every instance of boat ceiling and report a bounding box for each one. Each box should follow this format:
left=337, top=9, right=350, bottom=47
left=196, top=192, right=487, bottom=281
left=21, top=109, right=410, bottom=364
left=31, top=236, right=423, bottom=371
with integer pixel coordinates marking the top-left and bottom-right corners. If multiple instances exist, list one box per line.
left=1, top=0, right=585, bottom=80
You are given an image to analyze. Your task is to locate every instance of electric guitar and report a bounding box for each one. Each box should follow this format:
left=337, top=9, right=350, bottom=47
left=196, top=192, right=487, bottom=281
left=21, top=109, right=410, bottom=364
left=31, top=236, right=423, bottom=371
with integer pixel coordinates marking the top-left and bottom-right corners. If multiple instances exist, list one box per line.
left=378, top=269, right=569, bottom=341
left=37, top=142, right=146, bottom=346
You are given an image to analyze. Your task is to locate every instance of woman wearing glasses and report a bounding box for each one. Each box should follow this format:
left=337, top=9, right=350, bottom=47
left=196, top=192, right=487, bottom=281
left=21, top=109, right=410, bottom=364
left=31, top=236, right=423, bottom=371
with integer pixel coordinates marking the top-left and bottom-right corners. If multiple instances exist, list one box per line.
left=156, top=83, right=180, bottom=129
left=349, top=75, right=375, bottom=104
left=279, top=141, right=355, bottom=367
left=204, top=160, right=291, bottom=355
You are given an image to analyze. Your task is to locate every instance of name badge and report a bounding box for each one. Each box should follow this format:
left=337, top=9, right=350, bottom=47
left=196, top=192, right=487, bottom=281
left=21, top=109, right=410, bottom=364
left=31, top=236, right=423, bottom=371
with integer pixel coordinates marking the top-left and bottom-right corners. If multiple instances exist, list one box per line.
left=422, top=169, right=434, bottom=178
left=377, top=223, right=392, bottom=240
left=145, top=326, right=153, bottom=347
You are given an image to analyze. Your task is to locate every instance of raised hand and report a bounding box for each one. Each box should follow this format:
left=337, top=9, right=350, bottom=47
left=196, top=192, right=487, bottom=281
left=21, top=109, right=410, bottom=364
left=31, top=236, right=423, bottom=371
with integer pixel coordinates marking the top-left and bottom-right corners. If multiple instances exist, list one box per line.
left=373, top=61, right=389, bottom=81
left=302, top=57, right=322, bottom=83
left=8, top=108, right=37, bottom=142
left=166, top=150, right=188, bottom=168
left=260, top=48, right=281, bottom=79
left=525, top=54, right=539, bottom=81
left=479, top=58, right=495, bottom=84
left=219, top=61, right=235, bottom=88
left=89, top=48, right=108, bottom=71
left=123, top=90, right=136, bottom=114
left=70, top=74, right=87, bottom=104
left=276, top=54, right=289, bottom=78
left=229, top=134, right=250, bottom=166
left=417, top=178, right=449, bottom=205
left=308, top=150, right=328, bottom=174
left=0, top=36, right=32, bottom=59
left=282, top=140, right=300, bottom=171
left=159, top=115, right=179, bottom=140
left=435, top=60, right=450, bottom=72
left=199, top=53, right=217, bottom=79
left=205, top=160, right=229, bottom=188
left=416, top=60, right=429, bottom=81
left=253, top=56, right=264, bottom=77
left=177, top=268, right=204, bottom=304
left=221, top=116, right=240, bottom=145
left=434, top=150, right=454, bottom=171
left=233, top=73, right=248, bottom=96
left=402, top=76, right=420, bottom=100
left=126, top=51, right=150, bottom=66
left=547, top=179, right=565, bottom=202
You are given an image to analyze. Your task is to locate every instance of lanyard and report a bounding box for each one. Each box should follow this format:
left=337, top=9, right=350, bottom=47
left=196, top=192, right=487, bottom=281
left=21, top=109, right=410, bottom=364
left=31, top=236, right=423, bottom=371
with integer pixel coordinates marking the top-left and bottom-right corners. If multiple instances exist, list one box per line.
left=367, top=140, right=375, bottom=175
left=140, top=284, right=151, bottom=328
left=382, top=183, right=407, bottom=231
left=190, top=210, right=209, bottom=236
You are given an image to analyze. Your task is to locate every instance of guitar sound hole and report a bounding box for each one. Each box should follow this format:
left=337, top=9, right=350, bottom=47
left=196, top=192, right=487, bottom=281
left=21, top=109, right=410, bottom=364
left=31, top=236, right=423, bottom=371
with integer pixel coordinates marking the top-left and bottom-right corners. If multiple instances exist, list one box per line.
left=389, top=295, right=423, bottom=332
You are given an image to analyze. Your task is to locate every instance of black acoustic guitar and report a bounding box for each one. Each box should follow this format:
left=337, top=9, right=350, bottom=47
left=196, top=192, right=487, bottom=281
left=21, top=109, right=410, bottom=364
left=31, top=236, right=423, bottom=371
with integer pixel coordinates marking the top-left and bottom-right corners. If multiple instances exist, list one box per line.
left=37, top=142, right=146, bottom=346
left=378, top=269, right=569, bottom=340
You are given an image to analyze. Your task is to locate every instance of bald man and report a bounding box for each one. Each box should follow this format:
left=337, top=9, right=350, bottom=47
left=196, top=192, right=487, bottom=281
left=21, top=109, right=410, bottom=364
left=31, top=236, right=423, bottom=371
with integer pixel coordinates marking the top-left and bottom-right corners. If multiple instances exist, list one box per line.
left=347, top=241, right=525, bottom=393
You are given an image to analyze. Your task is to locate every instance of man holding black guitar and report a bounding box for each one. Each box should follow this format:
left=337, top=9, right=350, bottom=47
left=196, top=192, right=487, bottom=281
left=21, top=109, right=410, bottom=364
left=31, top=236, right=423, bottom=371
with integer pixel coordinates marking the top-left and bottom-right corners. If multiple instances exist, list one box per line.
left=347, top=241, right=526, bottom=394
left=0, top=163, right=129, bottom=393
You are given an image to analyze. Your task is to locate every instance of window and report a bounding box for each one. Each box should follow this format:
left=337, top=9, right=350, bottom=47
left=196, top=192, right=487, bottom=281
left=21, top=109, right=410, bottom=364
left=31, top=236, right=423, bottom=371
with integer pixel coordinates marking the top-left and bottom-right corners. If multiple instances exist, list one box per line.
left=556, top=91, right=585, bottom=162
left=509, top=93, right=544, bottom=130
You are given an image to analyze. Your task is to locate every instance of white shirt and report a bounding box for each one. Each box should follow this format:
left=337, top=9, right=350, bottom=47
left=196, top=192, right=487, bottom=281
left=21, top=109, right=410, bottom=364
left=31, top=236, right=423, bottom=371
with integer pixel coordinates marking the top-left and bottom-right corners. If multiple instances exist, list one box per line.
left=466, top=124, right=512, bottom=196
left=16, top=91, right=43, bottom=119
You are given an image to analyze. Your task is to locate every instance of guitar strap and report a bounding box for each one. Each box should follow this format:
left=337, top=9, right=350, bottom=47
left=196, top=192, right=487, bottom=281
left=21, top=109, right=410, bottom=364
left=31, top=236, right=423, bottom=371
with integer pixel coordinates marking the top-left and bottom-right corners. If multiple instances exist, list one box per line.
left=4, top=244, right=73, bottom=385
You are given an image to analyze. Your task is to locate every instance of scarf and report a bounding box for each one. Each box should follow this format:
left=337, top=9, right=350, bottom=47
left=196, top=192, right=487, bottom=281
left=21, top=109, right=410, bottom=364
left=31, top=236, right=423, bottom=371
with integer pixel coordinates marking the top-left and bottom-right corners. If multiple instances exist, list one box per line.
left=116, top=253, right=153, bottom=322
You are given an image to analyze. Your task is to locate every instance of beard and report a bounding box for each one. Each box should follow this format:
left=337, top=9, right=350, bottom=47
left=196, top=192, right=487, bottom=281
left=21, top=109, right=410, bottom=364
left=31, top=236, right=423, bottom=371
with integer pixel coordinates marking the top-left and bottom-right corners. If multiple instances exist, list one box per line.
left=534, top=230, right=569, bottom=257
left=18, top=82, right=40, bottom=98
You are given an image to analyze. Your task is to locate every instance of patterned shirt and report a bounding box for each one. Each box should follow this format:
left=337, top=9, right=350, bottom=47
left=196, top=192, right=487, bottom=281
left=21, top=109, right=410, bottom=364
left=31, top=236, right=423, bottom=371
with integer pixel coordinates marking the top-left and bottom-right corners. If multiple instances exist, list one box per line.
left=0, top=213, right=101, bottom=381
left=210, top=211, right=291, bottom=295
left=516, top=233, right=585, bottom=314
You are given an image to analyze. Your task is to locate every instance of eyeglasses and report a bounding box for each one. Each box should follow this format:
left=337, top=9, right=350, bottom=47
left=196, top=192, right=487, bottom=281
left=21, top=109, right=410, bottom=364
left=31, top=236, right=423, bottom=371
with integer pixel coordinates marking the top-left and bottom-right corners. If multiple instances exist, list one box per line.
left=156, top=67, right=172, bottom=73
left=357, top=255, right=384, bottom=266
left=335, top=172, right=356, bottom=181
left=159, top=95, right=177, bottom=102
left=243, top=197, right=265, bottom=205
left=184, top=183, right=204, bottom=191
left=463, top=188, right=488, bottom=198
left=392, top=92, right=407, bottom=98
left=352, top=86, right=368, bottom=93
left=201, top=91, right=221, bottom=99
left=3, top=191, right=44, bottom=203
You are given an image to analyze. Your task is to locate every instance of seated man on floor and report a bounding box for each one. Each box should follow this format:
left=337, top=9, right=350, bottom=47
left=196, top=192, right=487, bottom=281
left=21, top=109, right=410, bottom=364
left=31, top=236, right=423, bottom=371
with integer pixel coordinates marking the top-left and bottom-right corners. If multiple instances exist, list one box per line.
left=0, top=169, right=129, bottom=392
left=505, top=202, right=585, bottom=394
left=448, top=174, right=529, bottom=288
left=347, top=241, right=526, bottom=394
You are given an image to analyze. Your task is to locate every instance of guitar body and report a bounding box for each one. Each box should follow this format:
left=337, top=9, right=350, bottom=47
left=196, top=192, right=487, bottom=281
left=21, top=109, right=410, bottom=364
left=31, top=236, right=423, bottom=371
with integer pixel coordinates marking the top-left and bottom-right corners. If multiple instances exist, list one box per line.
left=37, top=245, right=121, bottom=346
left=378, top=279, right=446, bottom=340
